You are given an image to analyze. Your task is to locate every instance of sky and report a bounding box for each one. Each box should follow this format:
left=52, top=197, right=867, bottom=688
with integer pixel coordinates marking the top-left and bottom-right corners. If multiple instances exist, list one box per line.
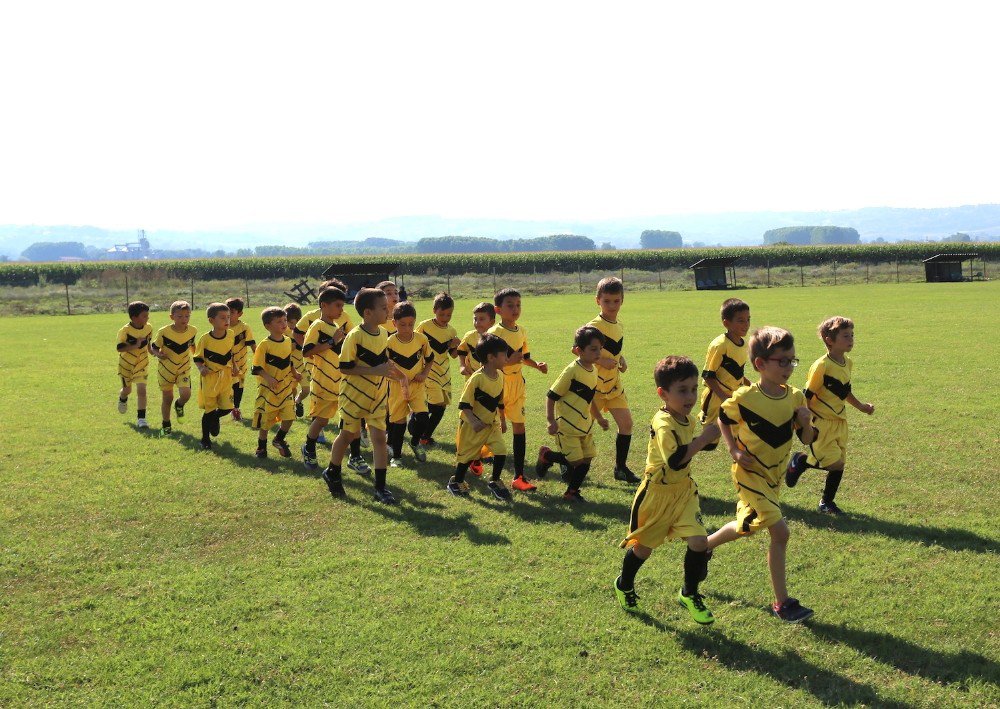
left=0, top=1, right=997, bottom=230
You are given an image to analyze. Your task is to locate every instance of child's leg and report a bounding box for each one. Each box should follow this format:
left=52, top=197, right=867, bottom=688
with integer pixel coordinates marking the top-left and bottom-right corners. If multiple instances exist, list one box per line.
left=136, top=383, right=147, bottom=419
left=329, top=428, right=357, bottom=468
left=295, top=381, right=310, bottom=404
left=490, top=455, right=506, bottom=482
left=682, top=536, right=710, bottom=597
left=161, top=387, right=174, bottom=425
left=370, top=426, right=388, bottom=490
left=276, top=419, right=292, bottom=439
left=257, top=429, right=268, bottom=450
left=409, top=412, right=429, bottom=445
left=388, top=420, right=406, bottom=458
left=707, top=521, right=741, bottom=550
left=610, top=407, right=633, bottom=469
left=201, top=409, right=214, bottom=443
left=822, top=458, right=846, bottom=505
left=349, top=420, right=364, bottom=457
left=232, top=382, right=244, bottom=410
left=424, top=403, right=446, bottom=440
left=307, top=417, right=328, bottom=452
left=178, top=386, right=192, bottom=407
left=619, top=543, right=651, bottom=591
left=767, top=519, right=790, bottom=604
left=453, top=461, right=471, bottom=483
left=119, top=381, right=132, bottom=402
left=512, top=422, right=526, bottom=479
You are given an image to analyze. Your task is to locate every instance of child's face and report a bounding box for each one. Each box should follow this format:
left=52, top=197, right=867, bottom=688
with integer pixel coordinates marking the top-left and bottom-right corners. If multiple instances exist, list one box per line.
left=381, top=286, right=399, bottom=310
left=321, top=300, right=345, bottom=321
left=496, top=296, right=521, bottom=323
left=285, top=315, right=299, bottom=332
left=131, top=310, right=150, bottom=328
left=473, top=310, right=495, bottom=333
left=266, top=315, right=288, bottom=339
left=170, top=308, right=191, bottom=329
left=826, top=327, right=854, bottom=353
left=486, top=350, right=508, bottom=370
left=755, top=346, right=798, bottom=385
left=209, top=310, right=231, bottom=330
left=394, top=315, right=416, bottom=339
left=230, top=309, right=243, bottom=323
left=366, top=296, right=389, bottom=325
left=658, top=376, right=699, bottom=417
left=434, top=307, right=454, bottom=326
left=575, top=337, right=604, bottom=366
left=724, top=310, right=751, bottom=339
left=597, top=292, right=623, bottom=317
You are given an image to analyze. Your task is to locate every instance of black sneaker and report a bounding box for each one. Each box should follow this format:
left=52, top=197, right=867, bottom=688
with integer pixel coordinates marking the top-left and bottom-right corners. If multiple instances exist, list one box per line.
left=446, top=478, right=467, bottom=496
left=785, top=452, right=807, bottom=488
left=818, top=499, right=843, bottom=515
left=772, top=597, right=814, bottom=623
left=487, top=480, right=512, bottom=501
left=272, top=438, right=291, bottom=458
left=174, top=401, right=185, bottom=420
left=614, top=466, right=641, bottom=484
left=373, top=487, right=397, bottom=504
left=322, top=468, right=346, bottom=498
left=255, top=447, right=267, bottom=459
left=200, top=439, right=212, bottom=450
left=301, top=444, right=319, bottom=472
left=295, top=401, right=304, bottom=418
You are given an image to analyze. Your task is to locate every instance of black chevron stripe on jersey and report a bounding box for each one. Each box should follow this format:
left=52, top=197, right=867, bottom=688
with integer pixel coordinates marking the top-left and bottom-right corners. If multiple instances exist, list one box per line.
left=163, top=337, right=194, bottom=355
left=568, top=378, right=596, bottom=404
left=474, top=388, right=502, bottom=412
left=204, top=349, right=233, bottom=366
left=265, top=353, right=291, bottom=370
left=720, top=354, right=745, bottom=381
left=737, top=404, right=794, bottom=449
left=603, top=337, right=623, bottom=356
left=425, top=333, right=450, bottom=355
left=356, top=344, right=388, bottom=367
left=388, top=350, right=422, bottom=370
left=234, top=332, right=246, bottom=345
left=823, top=374, right=852, bottom=400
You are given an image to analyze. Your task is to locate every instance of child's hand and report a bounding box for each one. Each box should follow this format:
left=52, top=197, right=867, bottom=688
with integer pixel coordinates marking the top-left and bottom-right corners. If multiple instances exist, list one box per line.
left=795, top=406, right=812, bottom=428
left=598, top=356, right=617, bottom=370
left=547, top=420, right=558, bottom=435
left=507, top=351, right=523, bottom=365
left=292, top=371, right=302, bottom=382
left=619, top=356, right=628, bottom=372
left=860, top=402, right=875, bottom=415
left=231, top=364, right=239, bottom=376
left=197, top=364, right=209, bottom=376
left=596, top=416, right=610, bottom=431
left=500, top=418, right=507, bottom=434
left=459, top=365, right=471, bottom=377
left=702, top=422, right=721, bottom=441
left=471, top=417, right=486, bottom=433
left=263, top=373, right=277, bottom=388
left=536, top=362, right=548, bottom=374
left=449, top=337, right=461, bottom=349
left=333, top=327, right=346, bottom=343
left=413, top=372, right=426, bottom=384
left=730, top=448, right=753, bottom=468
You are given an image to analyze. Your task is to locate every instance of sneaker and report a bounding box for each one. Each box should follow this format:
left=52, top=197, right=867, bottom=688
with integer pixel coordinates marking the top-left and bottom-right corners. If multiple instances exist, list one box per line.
left=231, top=408, right=242, bottom=422
left=373, top=487, right=397, bottom=504
left=614, top=577, right=639, bottom=612
left=469, top=460, right=484, bottom=477
left=317, top=431, right=329, bottom=446
left=511, top=476, right=537, bottom=492
left=255, top=447, right=267, bottom=459
left=487, top=480, right=512, bottom=501
left=614, top=466, right=641, bottom=484
left=347, top=455, right=371, bottom=476
left=563, top=488, right=586, bottom=503
left=677, top=589, right=715, bottom=625
left=272, top=438, right=291, bottom=458
left=159, top=426, right=173, bottom=438
left=200, top=439, right=212, bottom=450
left=409, top=441, right=427, bottom=463
left=420, top=437, right=436, bottom=449
left=535, top=446, right=553, bottom=478
left=117, top=399, right=127, bottom=414
left=785, top=452, right=807, bottom=488
left=322, top=468, right=346, bottom=498
left=301, top=444, right=319, bottom=472
left=459, top=481, right=471, bottom=494
left=772, top=597, right=814, bottom=623
left=360, top=428, right=371, bottom=449
left=137, top=418, right=149, bottom=430
left=174, top=401, right=185, bottom=420
left=295, top=401, right=304, bottom=418
left=446, top=477, right=468, bottom=496
left=389, top=457, right=402, bottom=468
left=818, top=499, right=844, bottom=515
left=210, top=414, right=221, bottom=437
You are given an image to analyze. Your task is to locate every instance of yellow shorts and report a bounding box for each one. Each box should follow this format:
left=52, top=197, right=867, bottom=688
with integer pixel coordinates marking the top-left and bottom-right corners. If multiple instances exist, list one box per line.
left=389, top=379, right=428, bottom=422
left=198, top=370, right=234, bottom=413
left=621, top=477, right=706, bottom=549
left=807, top=416, right=848, bottom=469
left=698, top=389, right=723, bottom=425
left=456, top=418, right=507, bottom=464
left=555, top=430, right=597, bottom=463
left=299, top=365, right=312, bottom=385
left=158, top=366, right=191, bottom=392
left=119, top=367, right=148, bottom=386
left=732, top=465, right=783, bottom=536
left=309, top=395, right=339, bottom=422
left=253, top=399, right=295, bottom=430
left=595, top=390, right=629, bottom=413
left=426, top=382, right=452, bottom=407
left=339, top=382, right=388, bottom=433
left=502, top=372, right=526, bottom=424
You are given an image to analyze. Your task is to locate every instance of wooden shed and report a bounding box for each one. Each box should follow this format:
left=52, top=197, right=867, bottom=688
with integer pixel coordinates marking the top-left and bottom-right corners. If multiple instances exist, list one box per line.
left=690, top=257, right=737, bottom=290
left=922, top=253, right=979, bottom=283
left=321, top=263, right=400, bottom=299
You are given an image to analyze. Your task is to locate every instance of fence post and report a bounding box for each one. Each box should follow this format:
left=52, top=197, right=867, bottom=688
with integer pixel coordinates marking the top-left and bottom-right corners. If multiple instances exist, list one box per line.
left=65, top=284, right=71, bottom=315
left=896, top=261, right=899, bottom=283
left=800, top=264, right=804, bottom=287
left=658, top=270, right=662, bottom=291
left=620, top=266, right=625, bottom=283
left=833, top=261, right=837, bottom=285
left=766, top=259, right=771, bottom=288
left=190, top=278, right=195, bottom=309
left=578, top=266, right=582, bottom=293
left=492, top=268, right=497, bottom=294
left=447, top=273, right=451, bottom=293
left=125, top=275, right=129, bottom=305
left=244, top=279, right=250, bottom=308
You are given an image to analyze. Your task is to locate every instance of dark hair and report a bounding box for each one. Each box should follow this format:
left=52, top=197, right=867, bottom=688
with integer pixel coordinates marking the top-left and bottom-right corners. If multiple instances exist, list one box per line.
left=206, top=302, right=230, bottom=319
left=475, top=333, right=508, bottom=362
left=749, top=327, right=795, bottom=369
left=225, top=297, right=245, bottom=313
left=318, top=278, right=348, bottom=294
left=596, top=276, right=624, bottom=297
left=283, top=302, right=302, bottom=320
left=393, top=301, right=417, bottom=321
left=318, top=287, right=347, bottom=305
left=574, top=325, right=605, bottom=350
left=473, top=301, right=496, bottom=320
left=354, top=287, right=387, bottom=317
left=721, top=298, right=750, bottom=322
left=261, top=306, right=286, bottom=326
left=433, top=292, right=454, bottom=311
left=494, top=287, right=521, bottom=307
left=654, top=356, right=699, bottom=390
left=818, top=316, right=853, bottom=342
left=127, top=301, right=150, bottom=318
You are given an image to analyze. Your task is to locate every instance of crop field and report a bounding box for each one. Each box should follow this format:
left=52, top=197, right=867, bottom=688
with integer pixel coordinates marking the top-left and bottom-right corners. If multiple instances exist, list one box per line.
left=1, top=282, right=997, bottom=706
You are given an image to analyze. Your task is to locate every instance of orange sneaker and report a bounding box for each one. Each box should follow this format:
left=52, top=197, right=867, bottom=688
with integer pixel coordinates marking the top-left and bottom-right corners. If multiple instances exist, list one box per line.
left=231, top=408, right=242, bottom=422
left=469, top=460, right=484, bottom=477
left=511, top=476, right=537, bottom=492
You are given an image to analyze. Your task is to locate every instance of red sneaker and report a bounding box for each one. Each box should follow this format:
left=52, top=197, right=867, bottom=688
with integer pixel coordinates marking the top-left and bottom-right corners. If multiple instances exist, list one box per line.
left=469, top=460, right=484, bottom=477
left=511, top=476, right=537, bottom=492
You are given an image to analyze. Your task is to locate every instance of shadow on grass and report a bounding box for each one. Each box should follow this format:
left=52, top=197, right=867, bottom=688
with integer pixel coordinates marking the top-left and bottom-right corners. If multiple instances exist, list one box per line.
left=171, top=429, right=325, bottom=480
left=698, top=495, right=999, bottom=554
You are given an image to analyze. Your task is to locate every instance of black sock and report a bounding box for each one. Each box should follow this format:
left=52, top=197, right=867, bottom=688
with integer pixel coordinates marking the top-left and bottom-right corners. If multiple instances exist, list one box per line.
left=350, top=437, right=361, bottom=458
left=137, top=409, right=146, bottom=419
left=306, top=435, right=317, bottom=454
left=454, top=462, right=470, bottom=484
left=410, top=412, right=429, bottom=445
left=389, top=423, right=406, bottom=458
left=616, top=433, right=632, bottom=469
left=233, top=384, right=244, bottom=409
left=327, top=464, right=342, bottom=480
left=425, top=404, right=446, bottom=439
left=513, top=433, right=526, bottom=477
left=683, top=548, right=709, bottom=597
left=119, top=396, right=128, bottom=403
left=201, top=413, right=212, bottom=442
left=620, top=548, right=646, bottom=590
left=492, top=455, right=506, bottom=482
left=162, top=420, right=170, bottom=429
left=257, top=437, right=267, bottom=450
left=275, top=428, right=287, bottom=443
left=211, top=410, right=222, bottom=436
left=823, top=469, right=844, bottom=503
left=374, top=468, right=387, bottom=491
left=570, top=462, right=591, bottom=489
left=544, top=449, right=568, bottom=465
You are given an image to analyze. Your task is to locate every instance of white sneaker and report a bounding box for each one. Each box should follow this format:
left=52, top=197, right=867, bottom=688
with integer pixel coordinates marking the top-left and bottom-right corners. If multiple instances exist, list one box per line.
left=137, top=418, right=149, bottom=429
left=347, top=455, right=372, bottom=476
left=118, top=399, right=127, bottom=414
left=389, top=458, right=402, bottom=468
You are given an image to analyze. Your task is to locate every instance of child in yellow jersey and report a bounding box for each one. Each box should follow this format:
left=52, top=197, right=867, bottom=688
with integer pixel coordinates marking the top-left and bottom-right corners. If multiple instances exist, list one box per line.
left=291, top=278, right=349, bottom=419
left=252, top=307, right=301, bottom=459
left=225, top=297, right=256, bottom=422
left=150, top=300, right=197, bottom=436
left=194, top=303, right=239, bottom=450
left=300, top=287, right=350, bottom=473
left=386, top=302, right=435, bottom=465
left=587, top=277, right=641, bottom=484
left=322, top=288, right=402, bottom=504
left=447, top=334, right=511, bottom=500
left=457, top=301, right=497, bottom=476
left=698, top=298, right=752, bottom=429
left=488, top=288, right=548, bottom=491
left=376, top=280, right=400, bottom=336
left=116, top=300, right=152, bottom=429
left=785, top=316, right=875, bottom=515
left=282, top=303, right=305, bottom=416
left=614, top=356, right=721, bottom=623
left=416, top=292, right=461, bottom=447
left=536, top=326, right=609, bottom=501
left=707, top=327, right=816, bottom=623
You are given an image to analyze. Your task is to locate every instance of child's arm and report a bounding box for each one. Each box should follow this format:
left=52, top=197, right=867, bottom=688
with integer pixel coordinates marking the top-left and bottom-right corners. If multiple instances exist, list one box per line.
left=719, top=421, right=754, bottom=469
left=546, top=396, right=559, bottom=435
left=413, top=357, right=434, bottom=384
left=150, top=342, right=166, bottom=360
left=448, top=336, right=461, bottom=358
left=524, top=356, right=547, bottom=374
left=618, top=355, right=627, bottom=372
left=667, top=423, right=721, bottom=470
left=591, top=399, right=609, bottom=430
left=846, top=393, right=875, bottom=415
left=461, top=407, right=486, bottom=432
left=458, top=353, right=473, bottom=377
left=795, top=406, right=816, bottom=445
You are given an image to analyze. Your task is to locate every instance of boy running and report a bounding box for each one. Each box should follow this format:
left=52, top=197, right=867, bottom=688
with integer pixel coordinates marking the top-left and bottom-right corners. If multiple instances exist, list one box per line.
left=225, top=297, right=256, bottom=422
left=251, top=307, right=301, bottom=459
left=194, top=303, right=238, bottom=450
left=150, top=300, right=197, bottom=435
left=416, top=292, right=460, bottom=447
left=386, top=301, right=435, bottom=465
left=116, top=301, right=152, bottom=429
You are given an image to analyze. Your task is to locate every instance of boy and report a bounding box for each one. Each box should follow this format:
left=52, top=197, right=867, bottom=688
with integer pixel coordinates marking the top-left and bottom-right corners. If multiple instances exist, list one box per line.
left=698, top=298, right=752, bottom=431
left=116, top=301, right=153, bottom=429
left=416, top=292, right=461, bottom=447
left=321, top=288, right=401, bottom=504
left=536, top=326, right=609, bottom=501
left=488, top=288, right=548, bottom=491
left=448, top=333, right=511, bottom=501
left=252, top=307, right=301, bottom=458
left=457, top=301, right=498, bottom=476
left=707, top=327, right=816, bottom=623
left=386, top=302, right=435, bottom=465
left=283, top=302, right=305, bottom=416
left=587, top=277, right=640, bottom=483
left=377, top=280, right=400, bottom=336
left=786, top=316, right=875, bottom=515
left=292, top=278, right=350, bottom=418
left=193, top=303, right=238, bottom=450
left=225, top=297, right=256, bottom=421
left=300, top=287, right=351, bottom=472
left=614, top=356, right=721, bottom=624
left=150, top=300, right=197, bottom=435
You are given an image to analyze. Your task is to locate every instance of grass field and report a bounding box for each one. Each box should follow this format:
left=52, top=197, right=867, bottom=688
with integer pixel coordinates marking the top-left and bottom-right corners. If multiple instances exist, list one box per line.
left=2, top=283, right=998, bottom=707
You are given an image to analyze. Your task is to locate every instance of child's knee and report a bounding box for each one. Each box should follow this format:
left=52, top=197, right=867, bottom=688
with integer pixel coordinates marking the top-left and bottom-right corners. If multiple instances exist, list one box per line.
left=686, top=536, right=708, bottom=552
left=162, top=389, right=174, bottom=402
left=768, top=520, right=790, bottom=544
left=512, top=422, right=526, bottom=434
left=631, top=543, right=652, bottom=559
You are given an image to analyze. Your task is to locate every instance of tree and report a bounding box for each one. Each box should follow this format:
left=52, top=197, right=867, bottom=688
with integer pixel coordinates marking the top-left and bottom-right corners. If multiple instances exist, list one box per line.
left=762, top=226, right=860, bottom=245
left=21, top=241, right=88, bottom=261
left=942, top=232, right=971, bottom=242
left=639, top=230, right=683, bottom=249
left=600, top=242, right=616, bottom=250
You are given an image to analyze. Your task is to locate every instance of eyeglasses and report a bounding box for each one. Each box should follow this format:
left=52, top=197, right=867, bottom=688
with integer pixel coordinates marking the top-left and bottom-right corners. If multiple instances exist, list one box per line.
left=766, top=357, right=800, bottom=368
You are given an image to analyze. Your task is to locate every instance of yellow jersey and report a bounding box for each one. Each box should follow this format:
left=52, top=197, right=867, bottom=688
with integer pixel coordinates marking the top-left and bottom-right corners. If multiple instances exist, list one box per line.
left=417, top=318, right=458, bottom=391
left=805, top=353, right=853, bottom=421
left=458, top=368, right=505, bottom=426
left=302, top=316, right=351, bottom=400
left=116, top=322, right=152, bottom=379
left=547, top=359, right=598, bottom=436
left=487, top=323, right=529, bottom=376
left=387, top=331, right=434, bottom=381
left=252, top=335, right=296, bottom=408
left=720, top=383, right=806, bottom=486
left=153, top=324, right=197, bottom=380
left=587, top=314, right=624, bottom=398
left=194, top=330, right=236, bottom=374
left=456, top=329, right=486, bottom=370
left=382, top=317, right=397, bottom=337
left=644, top=409, right=696, bottom=485
left=339, top=324, right=390, bottom=413
left=230, top=320, right=256, bottom=378
left=284, top=324, right=304, bottom=371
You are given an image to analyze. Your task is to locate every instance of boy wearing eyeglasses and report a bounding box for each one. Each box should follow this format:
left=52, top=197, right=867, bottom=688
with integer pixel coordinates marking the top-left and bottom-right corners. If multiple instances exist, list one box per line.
left=785, top=316, right=875, bottom=515
left=707, top=326, right=816, bottom=623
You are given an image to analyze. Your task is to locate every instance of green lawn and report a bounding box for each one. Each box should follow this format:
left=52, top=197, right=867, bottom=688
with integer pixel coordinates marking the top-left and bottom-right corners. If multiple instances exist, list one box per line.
left=2, top=283, right=997, bottom=707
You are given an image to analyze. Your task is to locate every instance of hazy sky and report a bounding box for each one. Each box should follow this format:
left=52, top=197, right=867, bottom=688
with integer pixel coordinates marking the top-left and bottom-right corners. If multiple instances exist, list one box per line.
left=1, top=1, right=996, bottom=230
